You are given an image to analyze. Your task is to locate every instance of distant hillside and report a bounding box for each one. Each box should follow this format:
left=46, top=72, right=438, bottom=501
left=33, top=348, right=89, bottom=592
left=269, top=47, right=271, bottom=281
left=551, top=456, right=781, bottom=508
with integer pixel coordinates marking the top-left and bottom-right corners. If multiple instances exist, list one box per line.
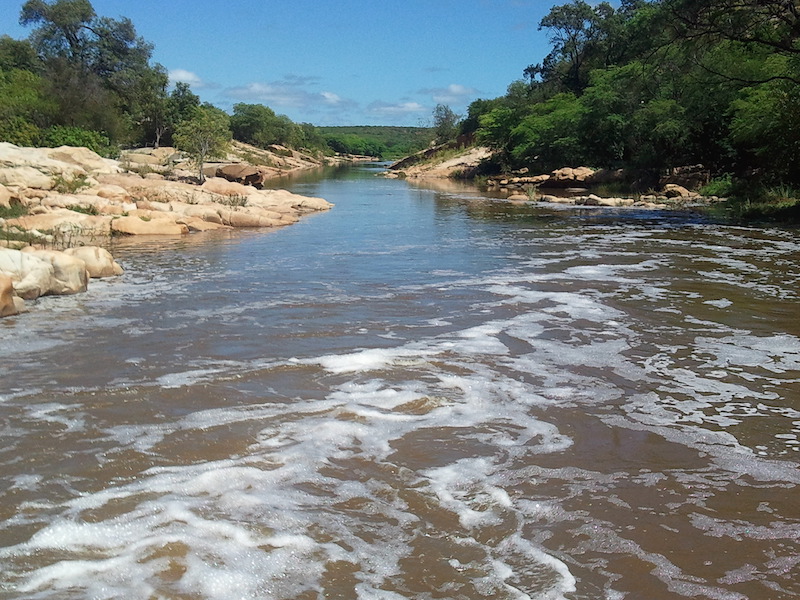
left=317, top=126, right=434, bottom=160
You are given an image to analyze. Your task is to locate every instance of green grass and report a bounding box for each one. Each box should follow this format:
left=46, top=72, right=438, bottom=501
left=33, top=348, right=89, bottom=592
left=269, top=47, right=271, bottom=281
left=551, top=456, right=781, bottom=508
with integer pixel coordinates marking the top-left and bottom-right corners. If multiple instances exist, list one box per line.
left=710, top=182, right=800, bottom=224
left=66, top=204, right=100, bottom=215
left=699, top=174, right=734, bottom=197
left=0, top=204, right=29, bottom=219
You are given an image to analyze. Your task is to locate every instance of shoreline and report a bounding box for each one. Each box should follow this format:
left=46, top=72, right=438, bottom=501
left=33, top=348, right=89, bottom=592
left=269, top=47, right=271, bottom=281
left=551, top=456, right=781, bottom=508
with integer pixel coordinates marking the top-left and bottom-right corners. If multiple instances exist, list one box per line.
left=0, top=142, right=337, bottom=318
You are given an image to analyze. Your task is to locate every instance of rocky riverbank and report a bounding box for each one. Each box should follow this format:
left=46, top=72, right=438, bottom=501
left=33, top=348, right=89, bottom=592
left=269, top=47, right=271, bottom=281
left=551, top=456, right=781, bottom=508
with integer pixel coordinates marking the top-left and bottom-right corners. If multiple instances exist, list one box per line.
left=0, top=142, right=334, bottom=317
left=386, top=146, right=724, bottom=210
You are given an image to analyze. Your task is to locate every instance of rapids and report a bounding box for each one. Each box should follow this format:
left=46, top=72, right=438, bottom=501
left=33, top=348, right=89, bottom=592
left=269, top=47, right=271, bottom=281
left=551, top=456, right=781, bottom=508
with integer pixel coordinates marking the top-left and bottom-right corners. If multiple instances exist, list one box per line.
left=1, top=164, right=798, bottom=599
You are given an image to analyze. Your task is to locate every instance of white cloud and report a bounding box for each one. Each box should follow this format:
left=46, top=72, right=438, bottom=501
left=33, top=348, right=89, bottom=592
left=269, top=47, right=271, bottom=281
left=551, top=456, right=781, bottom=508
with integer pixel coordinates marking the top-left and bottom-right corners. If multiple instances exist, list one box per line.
left=419, top=83, right=478, bottom=105
left=367, top=101, right=427, bottom=116
left=321, top=91, right=343, bottom=105
left=168, top=69, right=205, bottom=88
left=224, top=81, right=311, bottom=106
left=222, top=79, right=358, bottom=120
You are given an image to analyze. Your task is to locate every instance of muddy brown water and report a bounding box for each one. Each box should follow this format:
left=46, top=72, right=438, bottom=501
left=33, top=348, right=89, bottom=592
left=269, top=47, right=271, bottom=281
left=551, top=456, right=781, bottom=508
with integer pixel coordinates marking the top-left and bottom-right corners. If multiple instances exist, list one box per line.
left=1, top=164, right=798, bottom=599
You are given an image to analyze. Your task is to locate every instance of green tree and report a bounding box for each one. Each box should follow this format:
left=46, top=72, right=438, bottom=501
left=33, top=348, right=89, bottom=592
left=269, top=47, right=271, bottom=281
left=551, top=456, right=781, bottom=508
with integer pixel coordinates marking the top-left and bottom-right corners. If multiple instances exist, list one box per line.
left=531, top=0, right=614, bottom=93
left=230, top=103, right=301, bottom=148
left=730, top=68, right=800, bottom=181
left=173, top=106, right=231, bottom=183
left=0, top=67, right=55, bottom=138
left=20, top=0, right=95, bottom=63
left=19, top=0, right=166, bottom=146
left=432, top=104, right=459, bottom=144
left=509, top=92, right=586, bottom=170
left=0, top=35, right=40, bottom=71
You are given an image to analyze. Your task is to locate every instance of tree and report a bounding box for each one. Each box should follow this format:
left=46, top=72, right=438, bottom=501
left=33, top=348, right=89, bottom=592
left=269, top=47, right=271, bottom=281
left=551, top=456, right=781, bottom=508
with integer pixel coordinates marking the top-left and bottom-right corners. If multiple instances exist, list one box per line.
left=432, top=104, right=459, bottom=144
left=0, top=35, right=40, bottom=71
left=230, top=103, right=301, bottom=148
left=20, top=0, right=95, bottom=63
left=19, top=0, right=164, bottom=145
left=532, top=0, right=613, bottom=93
left=509, top=92, right=586, bottom=170
left=173, top=106, right=231, bottom=183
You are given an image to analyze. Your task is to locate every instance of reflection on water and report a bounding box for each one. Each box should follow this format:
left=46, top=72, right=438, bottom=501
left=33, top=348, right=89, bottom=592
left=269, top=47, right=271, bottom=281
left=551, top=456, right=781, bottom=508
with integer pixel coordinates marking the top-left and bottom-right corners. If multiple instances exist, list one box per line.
left=1, top=164, right=799, bottom=599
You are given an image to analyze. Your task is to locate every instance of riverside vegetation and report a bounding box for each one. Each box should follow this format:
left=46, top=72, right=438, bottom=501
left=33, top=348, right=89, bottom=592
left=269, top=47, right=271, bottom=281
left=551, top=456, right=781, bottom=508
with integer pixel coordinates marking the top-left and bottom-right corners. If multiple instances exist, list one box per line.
left=421, top=0, right=800, bottom=223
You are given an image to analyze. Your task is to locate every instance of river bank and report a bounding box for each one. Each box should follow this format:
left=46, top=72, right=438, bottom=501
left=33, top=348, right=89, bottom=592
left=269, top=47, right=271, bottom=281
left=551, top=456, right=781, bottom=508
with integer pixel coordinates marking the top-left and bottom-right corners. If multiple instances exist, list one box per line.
left=0, top=142, right=335, bottom=317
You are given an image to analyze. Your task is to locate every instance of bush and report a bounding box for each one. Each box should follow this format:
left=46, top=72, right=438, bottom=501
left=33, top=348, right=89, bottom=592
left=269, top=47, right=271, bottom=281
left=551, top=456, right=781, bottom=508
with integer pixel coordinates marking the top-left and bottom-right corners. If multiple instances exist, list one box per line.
left=53, top=173, right=90, bottom=194
left=699, top=174, right=734, bottom=197
left=39, top=125, right=112, bottom=156
left=0, top=116, right=41, bottom=146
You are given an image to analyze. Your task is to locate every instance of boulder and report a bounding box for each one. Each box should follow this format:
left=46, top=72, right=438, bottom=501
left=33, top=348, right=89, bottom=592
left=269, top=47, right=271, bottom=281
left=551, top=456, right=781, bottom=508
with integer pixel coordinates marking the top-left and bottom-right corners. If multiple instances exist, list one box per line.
left=95, top=184, right=131, bottom=203
left=202, top=176, right=253, bottom=197
left=168, top=201, right=225, bottom=224
left=216, top=164, right=269, bottom=187
left=663, top=184, right=692, bottom=199
left=177, top=216, right=232, bottom=232
left=63, top=246, right=123, bottom=278
left=550, top=166, right=596, bottom=184
left=46, top=146, right=119, bottom=175
left=111, top=216, right=189, bottom=235
left=0, top=273, right=20, bottom=317
left=0, top=248, right=55, bottom=300
left=0, top=166, right=55, bottom=190
left=6, top=209, right=114, bottom=237
left=21, top=248, right=88, bottom=295
left=220, top=209, right=283, bottom=228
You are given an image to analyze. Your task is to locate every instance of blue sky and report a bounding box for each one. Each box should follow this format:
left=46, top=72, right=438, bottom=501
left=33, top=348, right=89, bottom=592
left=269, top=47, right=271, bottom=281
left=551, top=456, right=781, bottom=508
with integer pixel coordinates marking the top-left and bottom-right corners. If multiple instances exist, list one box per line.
left=3, top=0, right=564, bottom=126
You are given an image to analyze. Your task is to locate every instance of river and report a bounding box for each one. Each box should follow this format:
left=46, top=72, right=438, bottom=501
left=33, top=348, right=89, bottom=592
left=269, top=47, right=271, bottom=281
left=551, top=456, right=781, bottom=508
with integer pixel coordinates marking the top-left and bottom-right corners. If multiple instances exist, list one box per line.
left=1, top=163, right=799, bottom=600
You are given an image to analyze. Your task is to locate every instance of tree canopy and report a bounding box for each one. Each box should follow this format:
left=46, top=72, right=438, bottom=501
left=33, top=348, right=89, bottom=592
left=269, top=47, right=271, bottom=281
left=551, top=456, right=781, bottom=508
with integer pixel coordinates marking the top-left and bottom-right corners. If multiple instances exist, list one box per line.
left=466, top=0, right=800, bottom=193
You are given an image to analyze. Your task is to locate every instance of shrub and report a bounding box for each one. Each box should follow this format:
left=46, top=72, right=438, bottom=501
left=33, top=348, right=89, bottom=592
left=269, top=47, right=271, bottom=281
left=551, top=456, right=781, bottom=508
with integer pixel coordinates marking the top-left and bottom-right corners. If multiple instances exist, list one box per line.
left=0, top=116, right=41, bottom=146
left=699, top=174, right=734, bottom=197
left=39, top=126, right=112, bottom=156
left=53, top=173, right=90, bottom=194
left=66, top=204, right=99, bottom=215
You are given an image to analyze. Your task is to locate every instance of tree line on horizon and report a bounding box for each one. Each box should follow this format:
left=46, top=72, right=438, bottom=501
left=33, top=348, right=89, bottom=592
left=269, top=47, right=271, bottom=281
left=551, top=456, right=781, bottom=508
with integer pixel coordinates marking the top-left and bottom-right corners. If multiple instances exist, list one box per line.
left=0, top=0, right=433, bottom=162
left=440, top=0, right=799, bottom=214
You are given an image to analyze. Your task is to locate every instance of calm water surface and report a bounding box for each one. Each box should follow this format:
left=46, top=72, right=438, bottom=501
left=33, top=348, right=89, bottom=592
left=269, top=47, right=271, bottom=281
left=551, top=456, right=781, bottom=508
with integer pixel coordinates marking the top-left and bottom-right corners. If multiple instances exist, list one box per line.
left=1, top=164, right=799, bottom=599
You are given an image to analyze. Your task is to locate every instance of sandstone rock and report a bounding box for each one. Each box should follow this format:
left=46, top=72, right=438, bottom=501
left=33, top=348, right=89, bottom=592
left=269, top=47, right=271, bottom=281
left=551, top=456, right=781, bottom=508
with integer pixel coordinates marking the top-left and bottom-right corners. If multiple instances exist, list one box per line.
left=663, top=184, right=692, bottom=198
left=507, top=194, right=530, bottom=202
left=202, top=177, right=257, bottom=198
left=177, top=216, right=232, bottom=232
left=122, top=153, right=164, bottom=166
left=0, top=166, right=55, bottom=189
left=63, top=246, right=123, bottom=278
left=7, top=209, right=114, bottom=237
left=0, top=183, right=11, bottom=208
left=216, top=164, right=269, bottom=187
left=111, top=216, right=189, bottom=235
left=22, top=247, right=88, bottom=295
left=168, top=201, right=224, bottom=224
left=46, top=146, right=119, bottom=175
left=551, top=166, right=595, bottom=183
left=220, top=209, right=283, bottom=228
left=95, top=184, right=131, bottom=203
left=0, top=248, right=55, bottom=300
left=0, top=273, right=19, bottom=317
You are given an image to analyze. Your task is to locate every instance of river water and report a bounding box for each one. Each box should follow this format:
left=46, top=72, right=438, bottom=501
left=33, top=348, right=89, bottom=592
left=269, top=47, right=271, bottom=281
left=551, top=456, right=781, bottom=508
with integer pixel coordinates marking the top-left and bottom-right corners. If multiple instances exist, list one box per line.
left=1, top=164, right=799, bottom=600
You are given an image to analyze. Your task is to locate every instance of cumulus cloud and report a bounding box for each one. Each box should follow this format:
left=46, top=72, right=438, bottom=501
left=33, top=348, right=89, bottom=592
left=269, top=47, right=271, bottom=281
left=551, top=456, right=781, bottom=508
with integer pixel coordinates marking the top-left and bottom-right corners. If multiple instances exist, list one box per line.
left=321, top=91, right=343, bottom=105
left=168, top=69, right=206, bottom=88
left=419, top=83, right=478, bottom=105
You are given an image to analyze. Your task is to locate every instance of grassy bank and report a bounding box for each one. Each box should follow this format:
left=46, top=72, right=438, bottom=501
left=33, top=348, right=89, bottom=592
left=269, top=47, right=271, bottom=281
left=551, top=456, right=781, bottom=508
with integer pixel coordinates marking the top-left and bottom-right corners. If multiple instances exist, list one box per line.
left=701, top=177, right=800, bottom=224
